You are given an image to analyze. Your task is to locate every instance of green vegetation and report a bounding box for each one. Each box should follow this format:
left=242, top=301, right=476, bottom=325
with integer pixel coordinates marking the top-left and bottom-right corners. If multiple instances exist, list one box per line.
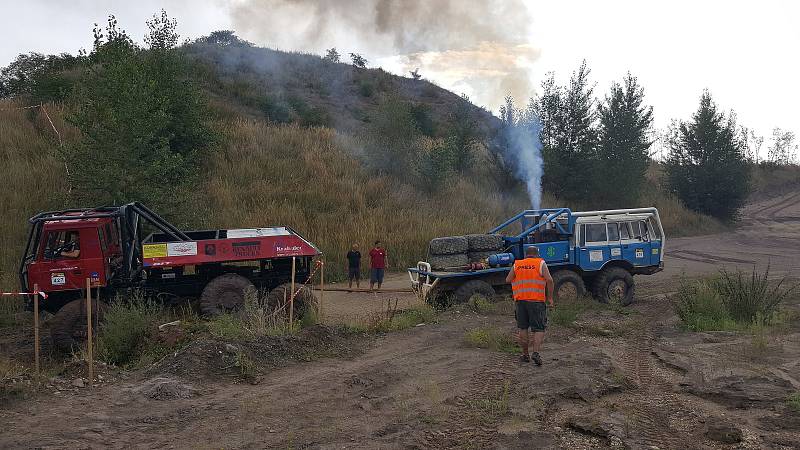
left=98, top=296, right=169, bottom=366
left=787, top=392, right=800, bottom=412
left=464, top=381, right=510, bottom=422
left=463, top=326, right=517, bottom=353
left=666, top=91, right=751, bottom=221
left=675, top=268, right=797, bottom=332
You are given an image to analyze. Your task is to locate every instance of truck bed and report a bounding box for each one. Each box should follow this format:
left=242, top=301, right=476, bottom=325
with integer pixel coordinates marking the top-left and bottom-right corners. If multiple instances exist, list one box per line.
left=142, top=227, right=321, bottom=267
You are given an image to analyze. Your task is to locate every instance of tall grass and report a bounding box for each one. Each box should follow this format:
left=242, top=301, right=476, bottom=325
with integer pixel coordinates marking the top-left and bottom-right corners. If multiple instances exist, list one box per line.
left=0, top=100, right=76, bottom=289
left=204, top=120, right=528, bottom=279
left=98, top=296, right=168, bottom=366
left=675, top=268, right=797, bottom=331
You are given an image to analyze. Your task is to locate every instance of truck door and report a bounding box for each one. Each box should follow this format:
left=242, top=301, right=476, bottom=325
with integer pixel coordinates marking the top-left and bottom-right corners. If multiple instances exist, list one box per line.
left=645, top=218, right=662, bottom=265
left=578, top=223, right=609, bottom=271
left=36, top=229, right=87, bottom=291
left=607, top=223, right=623, bottom=261
left=620, top=220, right=651, bottom=267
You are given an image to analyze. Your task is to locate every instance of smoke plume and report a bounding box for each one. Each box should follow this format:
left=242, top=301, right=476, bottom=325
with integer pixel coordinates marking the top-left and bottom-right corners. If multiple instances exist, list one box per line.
left=229, top=0, right=538, bottom=109
left=505, top=119, right=544, bottom=209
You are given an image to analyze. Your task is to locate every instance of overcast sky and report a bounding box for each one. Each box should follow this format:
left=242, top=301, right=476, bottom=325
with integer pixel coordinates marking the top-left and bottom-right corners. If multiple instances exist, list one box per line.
left=2, top=0, right=798, bottom=156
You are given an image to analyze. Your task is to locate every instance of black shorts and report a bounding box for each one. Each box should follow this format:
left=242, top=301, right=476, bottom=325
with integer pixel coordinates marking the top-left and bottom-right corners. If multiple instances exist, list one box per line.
left=515, top=301, right=547, bottom=331
left=348, top=267, right=360, bottom=280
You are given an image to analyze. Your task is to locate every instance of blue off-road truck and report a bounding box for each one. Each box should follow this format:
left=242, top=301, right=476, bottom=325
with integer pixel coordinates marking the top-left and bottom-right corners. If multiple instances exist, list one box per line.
left=408, top=208, right=665, bottom=306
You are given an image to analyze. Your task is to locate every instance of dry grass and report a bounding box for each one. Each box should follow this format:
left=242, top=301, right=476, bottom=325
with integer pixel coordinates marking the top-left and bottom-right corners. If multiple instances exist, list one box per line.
left=204, top=119, right=528, bottom=279
left=0, top=99, right=77, bottom=289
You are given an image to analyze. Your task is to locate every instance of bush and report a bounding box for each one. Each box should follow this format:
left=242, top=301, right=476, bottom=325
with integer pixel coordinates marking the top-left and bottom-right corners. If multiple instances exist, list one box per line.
left=98, top=297, right=165, bottom=365
left=675, top=268, right=796, bottom=331
left=675, top=279, right=737, bottom=331
left=788, top=392, right=800, bottom=412
left=715, top=266, right=795, bottom=325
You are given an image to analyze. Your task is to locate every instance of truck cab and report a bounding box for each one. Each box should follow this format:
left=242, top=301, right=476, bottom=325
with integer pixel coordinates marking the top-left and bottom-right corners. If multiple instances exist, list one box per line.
left=21, top=215, right=122, bottom=312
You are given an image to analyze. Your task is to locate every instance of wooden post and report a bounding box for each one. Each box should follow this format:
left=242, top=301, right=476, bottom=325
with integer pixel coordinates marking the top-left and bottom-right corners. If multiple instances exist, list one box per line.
left=319, top=260, right=325, bottom=321
left=289, top=257, right=296, bottom=329
left=85, top=278, right=93, bottom=386
left=33, top=284, right=40, bottom=378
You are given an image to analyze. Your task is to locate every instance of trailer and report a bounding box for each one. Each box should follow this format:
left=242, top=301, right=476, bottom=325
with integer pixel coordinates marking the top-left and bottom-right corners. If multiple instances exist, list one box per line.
left=409, top=207, right=664, bottom=305
left=19, top=202, right=321, bottom=349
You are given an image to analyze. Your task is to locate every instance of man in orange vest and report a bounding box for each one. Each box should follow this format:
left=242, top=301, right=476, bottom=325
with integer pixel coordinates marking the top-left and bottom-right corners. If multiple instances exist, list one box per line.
left=505, top=246, right=554, bottom=365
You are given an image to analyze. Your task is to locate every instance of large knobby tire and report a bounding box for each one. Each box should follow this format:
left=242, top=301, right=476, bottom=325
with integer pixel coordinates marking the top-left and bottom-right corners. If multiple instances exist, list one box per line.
left=593, top=267, right=635, bottom=306
left=267, top=283, right=318, bottom=319
left=453, top=280, right=496, bottom=304
left=551, top=270, right=586, bottom=303
left=466, top=234, right=504, bottom=252
left=429, top=236, right=468, bottom=255
left=199, top=274, right=256, bottom=317
left=429, top=253, right=469, bottom=270
left=50, top=298, right=107, bottom=352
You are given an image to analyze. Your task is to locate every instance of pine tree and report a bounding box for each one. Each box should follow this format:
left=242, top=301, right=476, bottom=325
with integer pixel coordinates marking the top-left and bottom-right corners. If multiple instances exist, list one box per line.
left=532, top=61, right=597, bottom=203
left=665, top=91, right=750, bottom=221
left=595, top=73, right=654, bottom=207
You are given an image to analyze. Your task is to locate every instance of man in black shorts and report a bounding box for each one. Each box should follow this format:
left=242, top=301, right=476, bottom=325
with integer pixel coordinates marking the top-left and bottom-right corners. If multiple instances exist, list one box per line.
left=505, top=246, right=554, bottom=365
left=346, top=244, right=361, bottom=289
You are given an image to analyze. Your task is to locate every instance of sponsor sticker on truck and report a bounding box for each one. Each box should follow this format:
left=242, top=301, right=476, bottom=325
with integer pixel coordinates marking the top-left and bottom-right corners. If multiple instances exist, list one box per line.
left=143, top=244, right=168, bottom=258
left=167, top=242, right=198, bottom=257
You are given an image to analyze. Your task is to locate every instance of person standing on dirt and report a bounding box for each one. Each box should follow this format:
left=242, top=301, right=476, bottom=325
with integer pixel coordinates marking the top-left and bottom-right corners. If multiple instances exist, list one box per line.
left=369, top=240, right=387, bottom=292
left=505, top=246, right=554, bottom=365
left=346, top=244, right=362, bottom=290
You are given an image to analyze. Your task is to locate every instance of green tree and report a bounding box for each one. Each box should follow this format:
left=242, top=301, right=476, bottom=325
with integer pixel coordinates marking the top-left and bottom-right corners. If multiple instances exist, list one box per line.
left=324, top=48, right=340, bottom=63
left=414, top=137, right=455, bottom=192
left=350, top=53, right=367, bottom=68
left=0, top=52, right=80, bottom=101
left=665, top=91, right=750, bottom=221
left=366, top=96, right=420, bottom=175
left=68, top=13, right=212, bottom=213
left=446, top=100, right=481, bottom=173
left=595, top=73, right=654, bottom=207
left=531, top=61, right=597, bottom=203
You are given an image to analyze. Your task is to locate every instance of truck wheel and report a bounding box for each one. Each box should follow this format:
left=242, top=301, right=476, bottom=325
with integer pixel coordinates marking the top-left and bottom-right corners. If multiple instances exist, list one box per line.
left=50, top=298, right=107, bottom=352
left=199, top=274, right=256, bottom=316
left=453, top=280, right=496, bottom=304
left=552, top=270, right=585, bottom=302
left=429, top=253, right=469, bottom=270
left=429, top=236, right=469, bottom=255
left=267, top=283, right=318, bottom=319
left=465, top=234, right=504, bottom=252
left=593, top=267, right=635, bottom=306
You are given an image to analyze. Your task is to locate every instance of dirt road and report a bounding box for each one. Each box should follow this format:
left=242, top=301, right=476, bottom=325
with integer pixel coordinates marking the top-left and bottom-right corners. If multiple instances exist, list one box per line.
left=2, top=193, right=799, bottom=449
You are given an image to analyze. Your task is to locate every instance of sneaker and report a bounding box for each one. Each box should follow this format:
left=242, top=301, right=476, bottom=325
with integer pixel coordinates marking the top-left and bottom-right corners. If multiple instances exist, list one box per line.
left=519, top=354, right=530, bottom=363
left=531, top=352, right=542, bottom=366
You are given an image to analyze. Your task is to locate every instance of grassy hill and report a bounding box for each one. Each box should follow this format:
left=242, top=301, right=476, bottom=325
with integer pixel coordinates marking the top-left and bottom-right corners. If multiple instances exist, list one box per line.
left=0, top=41, right=729, bottom=289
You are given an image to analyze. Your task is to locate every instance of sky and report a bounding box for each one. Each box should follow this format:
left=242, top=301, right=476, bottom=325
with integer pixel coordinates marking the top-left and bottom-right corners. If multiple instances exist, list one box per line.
left=2, top=0, right=798, bottom=157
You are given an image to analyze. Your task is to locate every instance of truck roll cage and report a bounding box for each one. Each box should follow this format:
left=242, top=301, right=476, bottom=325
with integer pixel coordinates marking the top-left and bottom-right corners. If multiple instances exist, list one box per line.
left=20, top=202, right=191, bottom=291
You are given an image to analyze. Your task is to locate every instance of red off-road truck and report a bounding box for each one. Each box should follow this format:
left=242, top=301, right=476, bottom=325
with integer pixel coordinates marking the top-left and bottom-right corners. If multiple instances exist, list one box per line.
left=19, top=202, right=321, bottom=349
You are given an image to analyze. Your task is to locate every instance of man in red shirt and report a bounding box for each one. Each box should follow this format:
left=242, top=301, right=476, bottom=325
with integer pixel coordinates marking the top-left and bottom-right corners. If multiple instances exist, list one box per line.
left=369, top=240, right=387, bottom=291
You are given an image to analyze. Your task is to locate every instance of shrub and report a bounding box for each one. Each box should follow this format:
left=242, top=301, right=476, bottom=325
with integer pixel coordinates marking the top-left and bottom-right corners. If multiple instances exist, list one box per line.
left=715, top=266, right=795, bottom=325
left=98, top=297, right=166, bottom=365
left=675, top=278, right=737, bottom=331
left=675, top=268, right=796, bottom=331
left=549, top=300, right=592, bottom=327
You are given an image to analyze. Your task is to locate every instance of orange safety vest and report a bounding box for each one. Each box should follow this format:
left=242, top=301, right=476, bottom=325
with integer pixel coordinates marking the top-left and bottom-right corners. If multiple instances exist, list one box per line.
left=511, top=257, right=547, bottom=302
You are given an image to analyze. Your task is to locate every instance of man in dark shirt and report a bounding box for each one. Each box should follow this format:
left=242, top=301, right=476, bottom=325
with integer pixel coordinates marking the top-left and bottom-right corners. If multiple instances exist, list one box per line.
left=346, top=244, right=361, bottom=289
left=369, top=240, right=387, bottom=291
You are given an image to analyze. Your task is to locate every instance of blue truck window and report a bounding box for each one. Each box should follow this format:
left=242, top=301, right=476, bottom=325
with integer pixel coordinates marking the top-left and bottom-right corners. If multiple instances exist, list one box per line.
left=607, top=223, right=620, bottom=241
left=585, top=223, right=607, bottom=244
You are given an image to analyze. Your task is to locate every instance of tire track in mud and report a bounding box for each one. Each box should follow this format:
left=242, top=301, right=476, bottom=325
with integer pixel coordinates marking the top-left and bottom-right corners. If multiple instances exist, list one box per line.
left=748, top=191, right=800, bottom=217
left=420, top=352, right=515, bottom=448
left=766, top=192, right=800, bottom=219
left=614, top=297, right=688, bottom=449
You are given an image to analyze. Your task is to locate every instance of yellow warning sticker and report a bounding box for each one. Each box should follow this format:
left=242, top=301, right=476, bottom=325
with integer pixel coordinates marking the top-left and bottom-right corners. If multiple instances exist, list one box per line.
left=143, top=243, right=167, bottom=258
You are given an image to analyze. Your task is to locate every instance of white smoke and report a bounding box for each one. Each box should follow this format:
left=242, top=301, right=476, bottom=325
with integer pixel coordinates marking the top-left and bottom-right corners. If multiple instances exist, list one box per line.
left=504, top=118, right=544, bottom=209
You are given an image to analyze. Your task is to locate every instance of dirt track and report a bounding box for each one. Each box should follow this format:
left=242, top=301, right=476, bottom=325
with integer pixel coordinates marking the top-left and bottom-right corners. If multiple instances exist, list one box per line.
left=2, top=193, right=799, bottom=449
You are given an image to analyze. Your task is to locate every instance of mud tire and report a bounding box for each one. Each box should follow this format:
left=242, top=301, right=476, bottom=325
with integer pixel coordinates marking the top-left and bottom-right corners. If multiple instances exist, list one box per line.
left=453, top=280, right=496, bottom=304
left=593, top=267, right=635, bottom=306
left=466, top=234, right=503, bottom=252
left=467, top=251, right=496, bottom=263
left=429, top=236, right=468, bottom=255
left=551, top=270, right=586, bottom=303
left=199, top=274, right=256, bottom=317
left=267, top=283, right=318, bottom=319
left=429, top=253, right=469, bottom=270
left=50, top=298, right=107, bottom=352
